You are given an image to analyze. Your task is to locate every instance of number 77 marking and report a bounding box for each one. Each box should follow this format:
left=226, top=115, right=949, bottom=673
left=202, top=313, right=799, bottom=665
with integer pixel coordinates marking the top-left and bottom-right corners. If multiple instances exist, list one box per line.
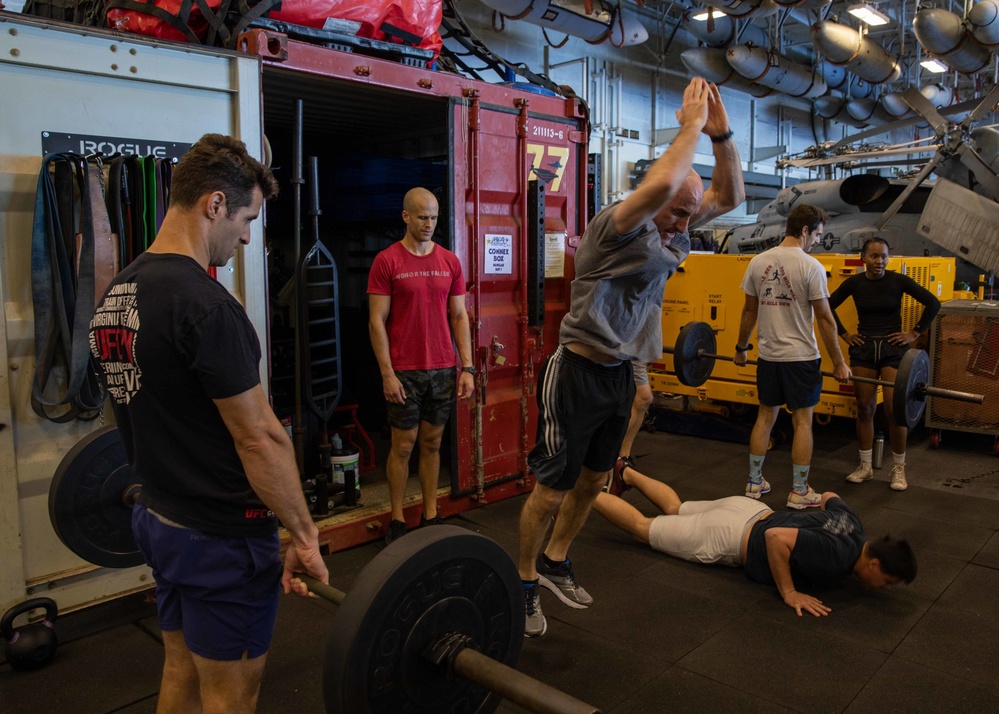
left=526, top=143, right=569, bottom=193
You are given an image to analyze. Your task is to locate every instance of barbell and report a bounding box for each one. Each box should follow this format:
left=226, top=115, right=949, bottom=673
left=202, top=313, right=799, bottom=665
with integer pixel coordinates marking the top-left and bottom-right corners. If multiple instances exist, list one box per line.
left=664, top=321, right=985, bottom=429
left=47, top=426, right=600, bottom=714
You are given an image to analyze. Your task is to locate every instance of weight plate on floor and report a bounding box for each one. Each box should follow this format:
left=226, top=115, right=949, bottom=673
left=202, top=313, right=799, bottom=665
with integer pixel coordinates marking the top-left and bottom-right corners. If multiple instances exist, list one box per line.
left=673, top=322, right=717, bottom=387
left=893, top=348, right=931, bottom=429
left=48, top=426, right=143, bottom=568
left=323, top=525, right=523, bottom=714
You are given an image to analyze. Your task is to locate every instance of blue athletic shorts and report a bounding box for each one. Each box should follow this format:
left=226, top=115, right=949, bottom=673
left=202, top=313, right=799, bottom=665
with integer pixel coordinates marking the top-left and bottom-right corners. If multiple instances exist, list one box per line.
left=132, top=504, right=282, bottom=661
left=528, top=346, right=635, bottom=491
left=756, top=358, right=822, bottom=410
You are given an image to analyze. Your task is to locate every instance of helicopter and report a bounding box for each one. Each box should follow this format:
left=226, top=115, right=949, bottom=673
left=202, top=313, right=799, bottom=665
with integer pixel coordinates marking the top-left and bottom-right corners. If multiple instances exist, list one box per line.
left=727, top=85, right=999, bottom=290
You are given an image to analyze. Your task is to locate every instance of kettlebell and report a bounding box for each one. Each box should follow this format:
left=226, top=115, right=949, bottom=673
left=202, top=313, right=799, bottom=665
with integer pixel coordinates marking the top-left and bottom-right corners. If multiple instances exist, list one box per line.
left=2, top=597, right=58, bottom=671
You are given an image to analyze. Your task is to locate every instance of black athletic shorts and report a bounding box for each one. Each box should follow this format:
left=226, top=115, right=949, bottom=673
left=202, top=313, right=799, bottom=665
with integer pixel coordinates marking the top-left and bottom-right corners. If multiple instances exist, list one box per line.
left=756, top=358, right=822, bottom=410
left=849, top=338, right=908, bottom=371
left=528, top=346, right=635, bottom=491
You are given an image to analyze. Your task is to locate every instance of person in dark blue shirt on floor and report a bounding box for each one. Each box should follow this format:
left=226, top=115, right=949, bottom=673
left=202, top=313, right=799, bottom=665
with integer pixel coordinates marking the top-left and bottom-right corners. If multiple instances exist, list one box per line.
left=829, top=237, right=941, bottom=492
left=595, top=463, right=916, bottom=616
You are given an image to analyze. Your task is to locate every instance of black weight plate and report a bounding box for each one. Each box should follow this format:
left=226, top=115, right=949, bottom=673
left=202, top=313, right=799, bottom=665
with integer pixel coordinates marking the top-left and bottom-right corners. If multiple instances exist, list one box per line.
left=893, top=349, right=931, bottom=429
left=48, top=426, right=143, bottom=568
left=324, top=525, right=523, bottom=714
left=674, top=322, right=716, bottom=387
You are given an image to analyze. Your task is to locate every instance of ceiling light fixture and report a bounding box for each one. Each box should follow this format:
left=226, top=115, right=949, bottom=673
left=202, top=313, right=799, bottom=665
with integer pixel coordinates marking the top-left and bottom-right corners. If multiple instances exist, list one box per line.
left=920, top=58, right=949, bottom=73
left=847, top=4, right=891, bottom=26
left=691, top=9, right=725, bottom=22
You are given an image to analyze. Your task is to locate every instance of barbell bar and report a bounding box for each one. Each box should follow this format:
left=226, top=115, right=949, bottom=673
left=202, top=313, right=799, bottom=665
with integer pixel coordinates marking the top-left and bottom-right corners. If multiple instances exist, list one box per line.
left=47, top=426, right=601, bottom=714
left=664, top=321, right=985, bottom=429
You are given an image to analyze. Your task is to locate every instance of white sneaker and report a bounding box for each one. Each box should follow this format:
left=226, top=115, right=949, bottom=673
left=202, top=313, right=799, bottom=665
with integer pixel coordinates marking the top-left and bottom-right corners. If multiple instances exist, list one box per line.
left=787, top=486, right=822, bottom=509
left=846, top=463, right=874, bottom=483
left=890, top=465, right=908, bottom=491
left=745, top=477, right=771, bottom=499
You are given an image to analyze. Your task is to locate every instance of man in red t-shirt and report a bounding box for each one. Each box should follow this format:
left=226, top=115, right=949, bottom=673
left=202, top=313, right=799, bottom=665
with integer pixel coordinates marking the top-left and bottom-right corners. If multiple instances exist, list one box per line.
left=368, top=187, right=475, bottom=544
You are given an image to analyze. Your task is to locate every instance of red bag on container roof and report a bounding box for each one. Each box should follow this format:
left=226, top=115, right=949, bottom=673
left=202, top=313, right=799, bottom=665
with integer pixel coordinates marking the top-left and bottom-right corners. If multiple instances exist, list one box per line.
left=107, top=0, right=220, bottom=44
left=268, top=0, right=442, bottom=61
left=107, top=0, right=442, bottom=60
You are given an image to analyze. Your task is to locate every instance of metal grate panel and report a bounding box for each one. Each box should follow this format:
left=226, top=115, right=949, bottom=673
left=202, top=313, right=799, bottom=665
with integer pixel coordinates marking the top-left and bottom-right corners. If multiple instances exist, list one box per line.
left=917, top=178, right=999, bottom=273
left=901, top=263, right=928, bottom=331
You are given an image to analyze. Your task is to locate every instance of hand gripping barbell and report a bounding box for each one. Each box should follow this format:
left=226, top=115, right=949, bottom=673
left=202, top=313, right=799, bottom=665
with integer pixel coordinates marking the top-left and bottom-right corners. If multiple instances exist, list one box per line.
left=664, top=321, right=985, bottom=429
left=48, top=426, right=600, bottom=714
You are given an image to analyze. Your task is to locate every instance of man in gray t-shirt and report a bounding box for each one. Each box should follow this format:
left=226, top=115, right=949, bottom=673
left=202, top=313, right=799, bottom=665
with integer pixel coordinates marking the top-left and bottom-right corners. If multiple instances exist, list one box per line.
left=519, top=78, right=746, bottom=638
left=735, top=204, right=851, bottom=510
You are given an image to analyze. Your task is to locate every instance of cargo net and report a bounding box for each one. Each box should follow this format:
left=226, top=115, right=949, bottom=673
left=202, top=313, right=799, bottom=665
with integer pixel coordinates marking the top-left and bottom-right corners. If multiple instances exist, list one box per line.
left=22, top=0, right=107, bottom=26
left=105, top=0, right=277, bottom=48
left=929, top=311, right=999, bottom=432
left=438, top=0, right=573, bottom=100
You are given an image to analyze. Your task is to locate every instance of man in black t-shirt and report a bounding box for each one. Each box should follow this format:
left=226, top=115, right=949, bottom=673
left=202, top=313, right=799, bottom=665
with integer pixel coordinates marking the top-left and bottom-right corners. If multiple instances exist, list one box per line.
left=596, top=464, right=916, bottom=616
left=90, top=134, right=328, bottom=712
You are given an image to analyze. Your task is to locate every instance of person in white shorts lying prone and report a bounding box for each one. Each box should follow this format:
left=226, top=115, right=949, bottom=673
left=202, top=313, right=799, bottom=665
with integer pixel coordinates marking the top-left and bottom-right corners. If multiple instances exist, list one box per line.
left=596, top=463, right=916, bottom=616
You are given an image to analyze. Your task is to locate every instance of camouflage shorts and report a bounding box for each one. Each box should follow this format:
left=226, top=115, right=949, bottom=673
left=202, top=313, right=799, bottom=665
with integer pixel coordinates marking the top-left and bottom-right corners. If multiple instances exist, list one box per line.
left=385, top=368, right=457, bottom=430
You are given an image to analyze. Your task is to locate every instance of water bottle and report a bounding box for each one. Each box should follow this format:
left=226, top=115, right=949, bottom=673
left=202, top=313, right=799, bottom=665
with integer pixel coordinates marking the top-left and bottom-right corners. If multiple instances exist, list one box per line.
left=873, top=433, right=884, bottom=469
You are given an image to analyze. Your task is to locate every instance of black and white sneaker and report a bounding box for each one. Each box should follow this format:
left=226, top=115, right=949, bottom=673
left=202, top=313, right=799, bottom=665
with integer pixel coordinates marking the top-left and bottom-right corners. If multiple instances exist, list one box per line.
left=536, top=555, right=593, bottom=609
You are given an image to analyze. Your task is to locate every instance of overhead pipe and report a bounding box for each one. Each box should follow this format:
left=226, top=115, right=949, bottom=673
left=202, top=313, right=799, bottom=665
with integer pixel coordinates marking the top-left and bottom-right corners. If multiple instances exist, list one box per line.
left=912, top=7, right=991, bottom=74
left=811, top=20, right=901, bottom=83
left=727, top=44, right=828, bottom=98
left=478, top=0, right=648, bottom=46
left=681, top=10, right=768, bottom=47
left=680, top=47, right=774, bottom=97
left=882, top=92, right=914, bottom=118
left=700, top=0, right=780, bottom=18
left=848, top=74, right=875, bottom=99
left=968, top=0, right=999, bottom=47
left=819, top=61, right=848, bottom=91
left=845, top=97, right=893, bottom=125
left=813, top=95, right=869, bottom=128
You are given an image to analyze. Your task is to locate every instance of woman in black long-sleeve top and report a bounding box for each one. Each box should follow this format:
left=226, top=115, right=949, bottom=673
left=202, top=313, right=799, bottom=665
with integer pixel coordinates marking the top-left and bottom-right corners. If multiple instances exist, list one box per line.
left=829, top=238, right=941, bottom=492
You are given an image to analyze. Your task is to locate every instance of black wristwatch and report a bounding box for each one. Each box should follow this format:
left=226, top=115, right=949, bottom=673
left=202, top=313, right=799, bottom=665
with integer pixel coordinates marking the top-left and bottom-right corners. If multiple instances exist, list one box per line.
left=735, top=344, right=751, bottom=352
left=462, top=365, right=477, bottom=375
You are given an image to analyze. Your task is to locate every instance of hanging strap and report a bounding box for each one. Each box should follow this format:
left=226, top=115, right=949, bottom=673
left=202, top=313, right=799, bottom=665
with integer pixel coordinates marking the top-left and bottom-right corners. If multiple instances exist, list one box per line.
left=108, top=155, right=133, bottom=268
left=30, top=154, right=107, bottom=422
left=78, top=157, right=119, bottom=305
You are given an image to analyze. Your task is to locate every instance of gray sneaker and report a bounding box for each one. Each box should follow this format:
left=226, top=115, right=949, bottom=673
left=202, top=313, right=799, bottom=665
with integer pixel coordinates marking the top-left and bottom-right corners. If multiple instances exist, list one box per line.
left=537, top=556, right=593, bottom=609
left=524, top=583, right=547, bottom=637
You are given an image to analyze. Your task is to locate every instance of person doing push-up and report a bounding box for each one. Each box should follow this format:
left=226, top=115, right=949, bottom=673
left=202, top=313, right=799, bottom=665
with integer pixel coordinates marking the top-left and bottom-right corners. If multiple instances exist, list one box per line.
left=594, top=464, right=916, bottom=616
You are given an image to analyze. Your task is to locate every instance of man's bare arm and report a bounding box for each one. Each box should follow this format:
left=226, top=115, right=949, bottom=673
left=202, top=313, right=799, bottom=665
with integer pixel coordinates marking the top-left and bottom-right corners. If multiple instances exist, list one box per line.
left=764, top=527, right=831, bottom=617
left=215, top=385, right=328, bottom=595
